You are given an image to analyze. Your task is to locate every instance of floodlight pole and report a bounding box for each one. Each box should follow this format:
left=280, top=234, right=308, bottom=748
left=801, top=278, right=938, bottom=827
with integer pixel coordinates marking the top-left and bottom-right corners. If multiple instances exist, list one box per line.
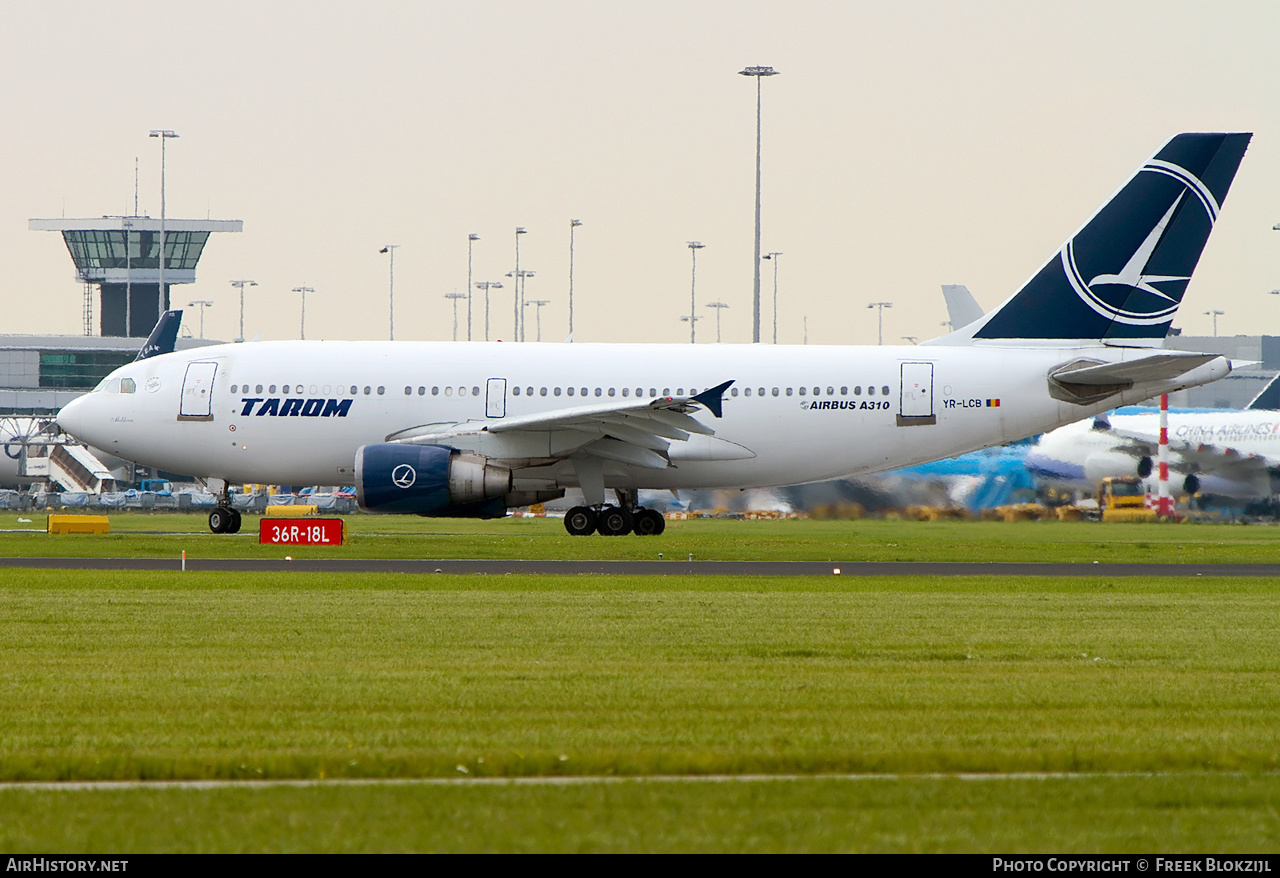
left=467, top=233, right=479, bottom=341
left=739, top=66, right=778, bottom=344
left=868, top=301, right=893, bottom=345
left=149, top=129, right=178, bottom=321
left=380, top=245, right=399, bottom=340
left=292, top=286, right=313, bottom=340
left=230, top=280, right=257, bottom=343
left=568, top=219, right=582, bottom=340
left=762, top=251, right=782, bottom=344
left=687, top=241, right=704, bottom=343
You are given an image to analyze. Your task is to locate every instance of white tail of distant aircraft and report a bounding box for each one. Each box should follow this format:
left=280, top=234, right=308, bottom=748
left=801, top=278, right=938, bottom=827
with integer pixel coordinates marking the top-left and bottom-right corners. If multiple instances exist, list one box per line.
left=56, top=134, right=1252, bottom=535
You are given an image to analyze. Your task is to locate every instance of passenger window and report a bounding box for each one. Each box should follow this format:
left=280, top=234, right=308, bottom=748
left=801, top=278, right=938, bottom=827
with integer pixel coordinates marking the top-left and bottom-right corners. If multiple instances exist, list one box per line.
left=840, top=386, right=848, bottom=395
left=230, top=384, right=238, bottom=394
left=404, top=386, right=411, bottom=395
left=868, top=386, right=875, bottom=396
left=418, top=387, right=425, bottom=395
left=786, top=388, right=793, bottom=396
left=813, top=387, right=820, bottom=396
left=540, top=387, right=548, bottom=397
left=283, top=385, right=290, bottom=394
left=622, top=388, right=630, bottom=398
left=595, top=388, right=602, bottom=397
left=458, top=386, right=466, bottom=396
left=472, top=386, right=480, bottom=396
left=798, top=387, right=806, bottom=396
left=554, top=387, right=562, bottom=396
left=377, top=386, right=385, bottom=395
left=854, top=386, right=862, bottom=395
left=649, top=388, right=656, bottom=397
left=581, top=388, right=588, bottom=397
left=270, top=385, right=277, bottom=393
left=882, top=386, right=890, bottom=395
left=256, top=385, right=264, bottom=394
left=608, top=388, right=616, bottom=397
left=731, top=388, right=738, bottom=397
left=567, top=387, right=575, bottom=396
left=771, top=388, right=779, bottom=397
left=432, top=386, right=439, bottom=396
left=513, top=386, right=522, bottom=396
left=445, top=387, right=453, bottom=396
left=745, top=388, right=752, bottom=397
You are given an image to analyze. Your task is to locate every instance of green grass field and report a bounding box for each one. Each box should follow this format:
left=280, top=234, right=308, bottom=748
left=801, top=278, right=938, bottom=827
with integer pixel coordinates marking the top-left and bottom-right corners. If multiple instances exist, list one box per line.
left=2, top=526, right=1279, bottom=852
left=5, top=511, right=1280, bottom=562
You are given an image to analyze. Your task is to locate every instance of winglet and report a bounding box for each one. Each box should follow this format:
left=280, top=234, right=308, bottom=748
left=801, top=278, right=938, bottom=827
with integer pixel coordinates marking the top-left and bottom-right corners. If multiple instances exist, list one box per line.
left=134, top=310, right=183, bottom=361
left=691, top=380, right=735, bottom=419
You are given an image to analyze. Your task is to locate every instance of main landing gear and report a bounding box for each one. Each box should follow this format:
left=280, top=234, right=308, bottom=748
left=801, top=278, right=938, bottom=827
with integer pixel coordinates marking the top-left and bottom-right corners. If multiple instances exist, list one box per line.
left=207, top=479, right=242, bottom=534
left=564, top=489, right=666, bottom=536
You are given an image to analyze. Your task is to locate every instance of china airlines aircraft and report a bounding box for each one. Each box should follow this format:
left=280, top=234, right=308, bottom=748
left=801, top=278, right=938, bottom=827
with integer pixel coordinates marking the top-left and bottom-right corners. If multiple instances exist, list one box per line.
left=1026, top=374, right=1280, bottom=503
left=56, top=133, right=1251, bottom=535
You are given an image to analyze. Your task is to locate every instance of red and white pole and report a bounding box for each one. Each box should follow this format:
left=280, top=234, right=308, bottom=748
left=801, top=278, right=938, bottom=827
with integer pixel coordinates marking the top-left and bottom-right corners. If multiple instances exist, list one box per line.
left=1157, top=393, right=1173, bottom=516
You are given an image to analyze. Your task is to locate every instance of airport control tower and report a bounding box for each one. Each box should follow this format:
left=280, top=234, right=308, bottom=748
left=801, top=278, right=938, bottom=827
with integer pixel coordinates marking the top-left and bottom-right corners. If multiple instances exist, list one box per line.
left=29, top=216, right=242, bottom=337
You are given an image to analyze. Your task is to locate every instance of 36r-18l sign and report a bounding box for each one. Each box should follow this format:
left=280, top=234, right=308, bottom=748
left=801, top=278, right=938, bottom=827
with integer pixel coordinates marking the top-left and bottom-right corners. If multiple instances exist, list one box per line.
left=259, top=518, right=344, bottom=545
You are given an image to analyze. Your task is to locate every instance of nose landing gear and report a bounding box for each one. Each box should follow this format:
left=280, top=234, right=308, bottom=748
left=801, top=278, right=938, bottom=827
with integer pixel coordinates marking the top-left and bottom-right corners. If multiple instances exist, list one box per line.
left=206, top=478, right=242, bottom=534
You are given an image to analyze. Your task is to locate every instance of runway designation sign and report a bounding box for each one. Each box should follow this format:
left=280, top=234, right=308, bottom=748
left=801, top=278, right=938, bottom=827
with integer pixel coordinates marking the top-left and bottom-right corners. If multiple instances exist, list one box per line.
left=259, top=518, right=344, bottom=546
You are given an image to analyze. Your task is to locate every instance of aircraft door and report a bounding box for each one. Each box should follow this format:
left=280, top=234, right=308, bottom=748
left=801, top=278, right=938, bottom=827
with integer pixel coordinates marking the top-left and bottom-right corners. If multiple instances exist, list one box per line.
left=178, top=362, right=218, bottom=421
left=486, top=378, right=507, bottom=418
left=897, top=362, right=936, bottom=426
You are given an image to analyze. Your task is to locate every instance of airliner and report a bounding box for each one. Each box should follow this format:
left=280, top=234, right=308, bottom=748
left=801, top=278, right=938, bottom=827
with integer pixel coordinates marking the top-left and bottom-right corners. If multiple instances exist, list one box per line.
left=56, top=133, right=1252, bottom=535
left=1026, top=374, right=1280, bottom=504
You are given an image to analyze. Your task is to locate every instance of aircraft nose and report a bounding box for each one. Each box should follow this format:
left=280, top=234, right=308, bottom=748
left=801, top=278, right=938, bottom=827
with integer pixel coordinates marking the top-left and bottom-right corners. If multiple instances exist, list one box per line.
left=56, top=395, right=86, bottom=439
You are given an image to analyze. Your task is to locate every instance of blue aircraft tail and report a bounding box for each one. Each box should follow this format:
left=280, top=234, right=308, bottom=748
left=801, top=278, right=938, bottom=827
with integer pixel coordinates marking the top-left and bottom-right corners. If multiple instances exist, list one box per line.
left=1246, top=373, right=1280, bottom=411
left=134, top=310, right=183, bottom=361
left=971, top=133, right=1251, bottom=342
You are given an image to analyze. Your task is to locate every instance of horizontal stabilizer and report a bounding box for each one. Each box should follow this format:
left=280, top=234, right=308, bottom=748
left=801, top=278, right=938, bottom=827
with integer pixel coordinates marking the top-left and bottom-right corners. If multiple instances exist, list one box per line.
left=1052, top=353, right=1221, bottom=386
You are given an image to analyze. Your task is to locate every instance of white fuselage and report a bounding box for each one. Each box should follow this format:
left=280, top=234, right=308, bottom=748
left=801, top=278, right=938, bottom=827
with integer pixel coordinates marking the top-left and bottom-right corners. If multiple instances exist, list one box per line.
left=56, top=340, right=1225, bottom=492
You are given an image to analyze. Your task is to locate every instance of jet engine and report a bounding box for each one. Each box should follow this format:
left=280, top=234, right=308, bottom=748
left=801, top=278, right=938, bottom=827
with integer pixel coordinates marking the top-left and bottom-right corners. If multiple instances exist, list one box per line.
left=355, top=443, right=511, bottom=518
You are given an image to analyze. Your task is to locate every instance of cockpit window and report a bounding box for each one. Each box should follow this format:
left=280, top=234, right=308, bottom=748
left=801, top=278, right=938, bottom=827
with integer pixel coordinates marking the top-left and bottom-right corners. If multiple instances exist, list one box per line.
left=120, top=377, right=136, bottom=394
left=105, top=378, right=121, bottom=394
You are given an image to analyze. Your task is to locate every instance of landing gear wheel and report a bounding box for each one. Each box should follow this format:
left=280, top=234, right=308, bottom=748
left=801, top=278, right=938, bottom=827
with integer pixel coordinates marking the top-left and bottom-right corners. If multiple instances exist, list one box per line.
left=565, top=506, right=597, bottom=536
left=209, top=507, right=232, bottom=534
left=227, top=510, right=242, bottom=534
left=596, top=505, right=633, bottom=536
left=633, top=508, right=666, bottom=536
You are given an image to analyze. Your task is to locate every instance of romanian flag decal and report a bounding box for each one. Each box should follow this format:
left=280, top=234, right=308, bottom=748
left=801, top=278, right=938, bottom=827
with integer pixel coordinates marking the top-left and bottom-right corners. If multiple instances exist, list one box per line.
left=986, top=399, right=1000, bottom=407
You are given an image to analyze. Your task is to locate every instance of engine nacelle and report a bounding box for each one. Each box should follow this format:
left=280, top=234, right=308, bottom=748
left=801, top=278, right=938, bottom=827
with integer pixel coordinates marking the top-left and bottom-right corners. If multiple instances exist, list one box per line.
left=355, top=443, right=511, bottom=517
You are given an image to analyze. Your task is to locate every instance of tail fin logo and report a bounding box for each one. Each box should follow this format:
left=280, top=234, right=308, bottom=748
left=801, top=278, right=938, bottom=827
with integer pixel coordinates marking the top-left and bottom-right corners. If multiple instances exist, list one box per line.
left=1064, top=160, right=1218, bottom=326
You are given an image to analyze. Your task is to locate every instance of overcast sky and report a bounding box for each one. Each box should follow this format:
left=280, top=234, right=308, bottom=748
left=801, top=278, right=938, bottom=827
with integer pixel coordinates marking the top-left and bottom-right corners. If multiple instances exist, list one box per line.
left=2, top=0, right=1278, bottom=346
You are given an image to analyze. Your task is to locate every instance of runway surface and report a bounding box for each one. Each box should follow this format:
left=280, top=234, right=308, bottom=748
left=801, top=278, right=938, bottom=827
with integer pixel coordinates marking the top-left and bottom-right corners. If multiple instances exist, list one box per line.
left=2, top=557, right=1280, bottom=576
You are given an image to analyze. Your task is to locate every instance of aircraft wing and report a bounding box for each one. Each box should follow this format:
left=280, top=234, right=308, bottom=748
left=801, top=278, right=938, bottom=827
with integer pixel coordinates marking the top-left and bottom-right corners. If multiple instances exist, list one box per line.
left=1106, top=424, right=1274, bottom=479
left=384, top=380, right=749, bottom=469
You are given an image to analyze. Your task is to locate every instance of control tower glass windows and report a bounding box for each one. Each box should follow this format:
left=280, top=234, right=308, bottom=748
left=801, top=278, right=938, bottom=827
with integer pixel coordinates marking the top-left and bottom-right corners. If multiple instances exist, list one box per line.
left=61, top=230, right=211, bottom=276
